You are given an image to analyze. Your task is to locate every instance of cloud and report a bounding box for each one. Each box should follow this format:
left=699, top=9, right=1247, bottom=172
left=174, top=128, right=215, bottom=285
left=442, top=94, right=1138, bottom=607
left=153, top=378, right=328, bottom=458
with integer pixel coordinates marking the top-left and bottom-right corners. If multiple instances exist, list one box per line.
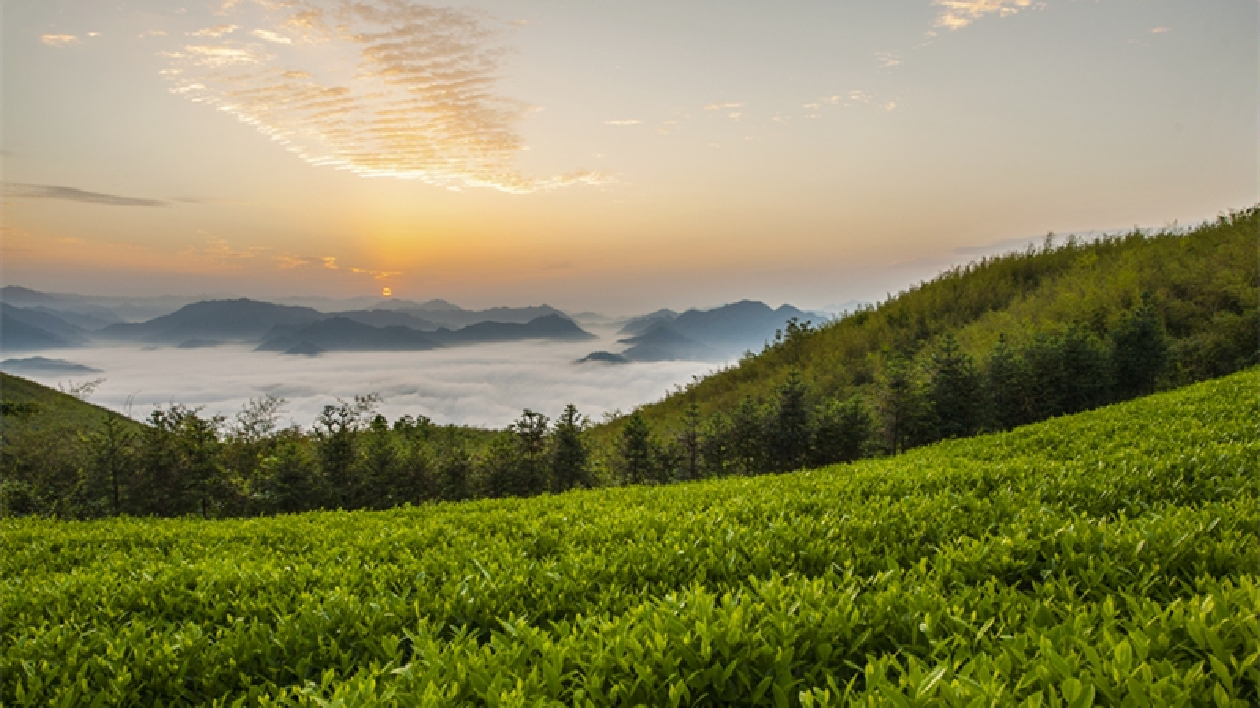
left=704, top=102, right=744, bottom=110
left=876, top=52, right=901, bottom=68
left=62, top=337, right=723, bottom=429
left=162, top=0, right=601, bottom=193
left=40, top=34, right=79, bottom=47
left=605, top=120, right=641, bottom=125
left=1151, top=27, right=1171, bottom=34
left=931, top=0, right=1045, bottom=32
left=4, top=183, right=167, bottom=207
left=189, top=25, right=239, bottom=37
left=349, top=267, right=403, bottom=280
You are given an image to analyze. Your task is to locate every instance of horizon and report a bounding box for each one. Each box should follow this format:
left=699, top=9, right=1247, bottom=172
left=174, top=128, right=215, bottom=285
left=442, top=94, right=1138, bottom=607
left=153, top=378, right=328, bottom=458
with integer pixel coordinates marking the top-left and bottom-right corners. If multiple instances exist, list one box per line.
left=3, top=0, right=1254, bottom=314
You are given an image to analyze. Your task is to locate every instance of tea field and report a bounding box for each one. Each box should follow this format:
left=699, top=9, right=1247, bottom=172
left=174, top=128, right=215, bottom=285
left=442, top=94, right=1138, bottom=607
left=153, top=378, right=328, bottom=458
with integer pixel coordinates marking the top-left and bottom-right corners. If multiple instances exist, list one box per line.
left=3, top=370, right=1257, bottom=706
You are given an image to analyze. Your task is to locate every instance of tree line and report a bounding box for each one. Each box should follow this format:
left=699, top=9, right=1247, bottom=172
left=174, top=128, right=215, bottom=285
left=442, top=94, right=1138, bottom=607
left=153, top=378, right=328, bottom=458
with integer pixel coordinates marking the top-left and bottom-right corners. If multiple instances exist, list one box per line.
left=1, top=293, right=1178, bottom=519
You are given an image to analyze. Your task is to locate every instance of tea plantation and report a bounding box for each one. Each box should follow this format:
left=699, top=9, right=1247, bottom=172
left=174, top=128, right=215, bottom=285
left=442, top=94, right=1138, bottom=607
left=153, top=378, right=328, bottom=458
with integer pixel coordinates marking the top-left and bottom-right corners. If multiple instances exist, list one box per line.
left=3, top=370, right=1257, bottom=706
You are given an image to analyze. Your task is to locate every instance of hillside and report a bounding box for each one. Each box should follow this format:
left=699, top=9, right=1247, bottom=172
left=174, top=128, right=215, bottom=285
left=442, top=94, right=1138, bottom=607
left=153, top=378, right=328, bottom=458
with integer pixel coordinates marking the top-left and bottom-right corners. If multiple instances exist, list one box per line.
left=612, top=208, right=1258, bottom=433
left=4, top=369, right=1256, bottom=705
left=0, top=372, right=132, bottom=432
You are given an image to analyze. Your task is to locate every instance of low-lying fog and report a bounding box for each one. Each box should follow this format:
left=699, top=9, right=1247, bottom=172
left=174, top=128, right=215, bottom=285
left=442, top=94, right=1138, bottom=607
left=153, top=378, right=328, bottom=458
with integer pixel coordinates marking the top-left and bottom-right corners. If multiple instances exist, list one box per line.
left=9, top=327, right=729, bottom=429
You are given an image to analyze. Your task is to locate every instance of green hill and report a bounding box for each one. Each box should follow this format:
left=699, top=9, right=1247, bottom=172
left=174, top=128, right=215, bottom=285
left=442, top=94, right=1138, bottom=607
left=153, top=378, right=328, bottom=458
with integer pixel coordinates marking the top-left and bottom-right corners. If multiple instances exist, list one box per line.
left=0, top=372, right=134, bottom=432
left=601, top=208, right=1257, bottom=439
left=1, top=373, right=140, bottom=517
left=3, top=368, right=1257, bottom=705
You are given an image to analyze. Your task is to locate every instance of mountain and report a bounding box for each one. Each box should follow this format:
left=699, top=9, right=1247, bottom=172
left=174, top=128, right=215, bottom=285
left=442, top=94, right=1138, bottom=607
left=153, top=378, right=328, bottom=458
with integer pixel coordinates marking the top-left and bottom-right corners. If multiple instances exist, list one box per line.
left=576, top=351, right=629, bottom=364
left=0, top=357, right=103, bottom=375
left=617, top=309, right=679, bottom=336
left=667, top=301, right=810, bottom=349
left=430, top=314, right=596, bottom=345
left=255, top=317, right=441, bottom=353
left=392, top=303, right=566, bottom=328
left=0, top=286, right=60, bottom=304
left=1, top=305, right=90, bottom=346
left=329, top=309, right=441, bottom=330
left=23, top=306, right=121, bottom=331
left=617, top=323, right=715, bottom=362
left=0, top=304, right=91, bottom=351
left=100, top=299, right=326, bottom=343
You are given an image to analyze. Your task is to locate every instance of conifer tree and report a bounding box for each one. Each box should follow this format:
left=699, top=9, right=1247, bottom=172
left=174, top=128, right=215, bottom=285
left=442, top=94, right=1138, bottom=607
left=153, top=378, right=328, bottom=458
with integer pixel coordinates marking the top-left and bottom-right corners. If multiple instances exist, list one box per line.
left=927, top=333, right=983, bottom=439
left=984, top=333, right=1030, bottom=431
left=550, top=404, right=592, bottom=492
left=616, top=411, right=656, bottom=485
left=1112, top=291, right=1169, bottom=398
left=811, top=396, right=872, bottom=465
left=770, top=370, right=812, bottom=472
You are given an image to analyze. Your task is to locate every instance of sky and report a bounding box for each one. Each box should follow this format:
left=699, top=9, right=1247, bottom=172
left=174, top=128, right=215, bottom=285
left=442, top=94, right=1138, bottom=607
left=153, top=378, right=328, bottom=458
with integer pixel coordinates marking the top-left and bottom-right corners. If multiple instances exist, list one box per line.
left=2, top=0, right=1255, bottom=314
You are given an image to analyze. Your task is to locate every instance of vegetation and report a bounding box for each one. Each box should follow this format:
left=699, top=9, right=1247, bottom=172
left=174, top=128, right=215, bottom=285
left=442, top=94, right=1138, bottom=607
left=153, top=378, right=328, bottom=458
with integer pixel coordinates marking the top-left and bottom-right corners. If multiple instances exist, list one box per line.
left=3, top=209, right=1256, bottom=519
left=4, top=369, right=1257, bottom=705
left=602, top=207, right=1257, bottom=439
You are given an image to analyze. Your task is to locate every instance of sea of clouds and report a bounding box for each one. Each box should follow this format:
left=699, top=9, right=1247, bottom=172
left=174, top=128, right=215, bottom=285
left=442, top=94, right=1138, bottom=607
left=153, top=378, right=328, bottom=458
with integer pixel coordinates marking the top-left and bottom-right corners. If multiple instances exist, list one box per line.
left=12, top=327, right=725, bottom=429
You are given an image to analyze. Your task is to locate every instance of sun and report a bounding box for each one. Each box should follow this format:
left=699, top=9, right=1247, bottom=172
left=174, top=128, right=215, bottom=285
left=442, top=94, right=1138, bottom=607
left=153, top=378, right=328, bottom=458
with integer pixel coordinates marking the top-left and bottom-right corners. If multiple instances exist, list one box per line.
left=382, top=287, right=392, bottom=297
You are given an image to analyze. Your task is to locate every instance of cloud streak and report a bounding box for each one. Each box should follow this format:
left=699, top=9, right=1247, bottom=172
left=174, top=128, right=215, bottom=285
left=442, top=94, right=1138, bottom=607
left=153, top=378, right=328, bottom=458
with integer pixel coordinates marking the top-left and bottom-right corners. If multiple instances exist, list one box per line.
left=161, top=0, right=600, bottom=193
left=4, top=183, right=167, bottom=207
left=40, top=34, right=79, bottom=47
left=931, top=0, right=1044, bottom=32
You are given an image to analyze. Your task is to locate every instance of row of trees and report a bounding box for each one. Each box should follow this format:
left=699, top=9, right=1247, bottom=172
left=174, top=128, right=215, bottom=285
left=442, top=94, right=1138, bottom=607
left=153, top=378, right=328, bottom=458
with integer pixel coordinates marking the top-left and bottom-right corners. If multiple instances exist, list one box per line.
left=0, top=292, right=1194, bottom=519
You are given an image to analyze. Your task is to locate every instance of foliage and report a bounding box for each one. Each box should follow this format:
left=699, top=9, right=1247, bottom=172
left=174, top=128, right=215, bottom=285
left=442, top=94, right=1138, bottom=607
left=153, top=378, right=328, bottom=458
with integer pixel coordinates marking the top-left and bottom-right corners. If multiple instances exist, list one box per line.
left=3, top=369, right=1257, bottom=705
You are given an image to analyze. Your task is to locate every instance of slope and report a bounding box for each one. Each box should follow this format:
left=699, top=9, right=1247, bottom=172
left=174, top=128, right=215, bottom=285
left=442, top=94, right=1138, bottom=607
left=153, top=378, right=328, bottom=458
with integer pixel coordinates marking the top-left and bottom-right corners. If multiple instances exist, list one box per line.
left=3, top=369, right=1256, bottom=705
left=616, top=207, right=1258, bottom=431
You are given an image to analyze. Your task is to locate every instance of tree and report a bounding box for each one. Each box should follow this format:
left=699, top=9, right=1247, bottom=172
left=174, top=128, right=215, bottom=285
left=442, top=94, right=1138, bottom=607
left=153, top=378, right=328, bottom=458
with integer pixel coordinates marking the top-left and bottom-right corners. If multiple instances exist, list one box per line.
left=1060, top=324, right=1112, bottom=413
left=811, top=396, right=871, bottom=466
left=927, top=334, right=983, bottom=439
left=1112, top=291, right=1169, bottom=399
left=436, top=437, right=472, bottom=502
left=80, top=415, right=135, bottom=517
left=674, top=403, right=702, bottom=481
left=874, top=354, right=928, bottom=454
left=258, top=435, right=321, bottom=514
left=984, top=334, right=1030, bottom=431
left=729, top=396, right=769, bottom=475
left=616, top=411, right=657, bottom=485
left=550, top=404, right=593, bottom=492
left=359, top=414, right=397, bottom=509
left=769, top=371, right=812, bottom=472
left=511, top=409, right=551, bottom=496
left=313, top=394, right=379, bottom=509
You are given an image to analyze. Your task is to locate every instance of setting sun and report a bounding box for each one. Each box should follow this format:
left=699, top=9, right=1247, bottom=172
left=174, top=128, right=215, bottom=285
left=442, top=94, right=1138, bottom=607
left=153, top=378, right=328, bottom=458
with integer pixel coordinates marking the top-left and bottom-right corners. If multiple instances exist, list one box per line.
left=382, top=287, right=392, bottom=298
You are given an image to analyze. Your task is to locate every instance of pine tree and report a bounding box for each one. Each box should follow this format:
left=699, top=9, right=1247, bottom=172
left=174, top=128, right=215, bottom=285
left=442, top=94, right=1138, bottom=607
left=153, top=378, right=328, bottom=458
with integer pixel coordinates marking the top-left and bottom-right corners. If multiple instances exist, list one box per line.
left=550, top=404, right=592, bottom=492
left=730, top=396, right=769, bottom=475
left=875, top=354, right=927, bottom=454
left=984, top=334, right=1030, bottom=431
left=1112, top=291, right=1169, bottom=399
left=675, top=402, right=702, bottom=481
left=359, top=414, right=397, bottom=509
left=811, top=396, right=871, bottom=466
left=927, top=333, right=983, bottom=440
left=616, top=411, right=656, bottom=485
left=769, top=371, right=812, bottom=472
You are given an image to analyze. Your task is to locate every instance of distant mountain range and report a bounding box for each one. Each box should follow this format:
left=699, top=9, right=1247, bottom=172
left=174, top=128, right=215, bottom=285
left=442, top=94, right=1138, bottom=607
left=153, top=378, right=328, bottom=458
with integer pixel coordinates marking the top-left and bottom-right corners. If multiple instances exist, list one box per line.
left=2, top=286, right=820, bottom=363
left=580, top=301, right=817, bottom=363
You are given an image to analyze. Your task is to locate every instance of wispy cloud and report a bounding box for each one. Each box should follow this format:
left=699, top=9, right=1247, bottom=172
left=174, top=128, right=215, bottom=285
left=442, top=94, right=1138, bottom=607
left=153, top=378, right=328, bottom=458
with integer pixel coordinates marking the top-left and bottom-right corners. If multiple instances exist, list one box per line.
left=704, top=102, right=744, bottom=111
left=4, top=183, right=167, bottom=207
left=161, top=0, right=600, bottom=193
left=605, top=120, right=642, bottom=126
left=931, top=0, right=1044, bottom=32
left=1151, top=27, right=1171, bottom=34
left=40, top=34, right=79, bottom=47
left=876, top=52, right=901, bottom=68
